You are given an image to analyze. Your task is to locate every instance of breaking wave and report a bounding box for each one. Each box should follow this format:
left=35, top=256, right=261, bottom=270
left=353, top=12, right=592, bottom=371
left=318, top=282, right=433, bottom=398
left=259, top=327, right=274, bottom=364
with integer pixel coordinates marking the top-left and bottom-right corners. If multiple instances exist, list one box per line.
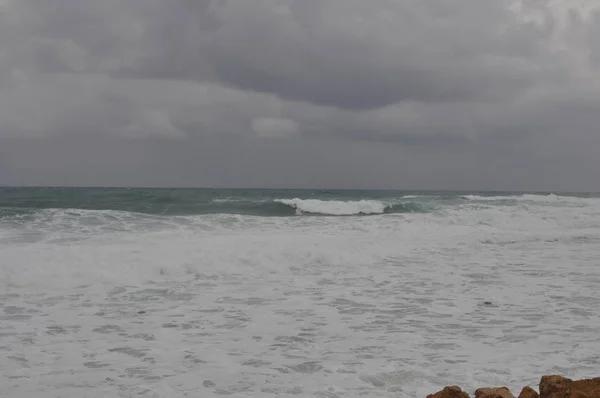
left=461, top=194, right=561, bottom=201
left=2, top=189, right=598, bottom=224
left=274, top=198, right=422, bottom=215
left=461, top=193, right=600, bottom=206
left=0, top=198, right=423, bottom=222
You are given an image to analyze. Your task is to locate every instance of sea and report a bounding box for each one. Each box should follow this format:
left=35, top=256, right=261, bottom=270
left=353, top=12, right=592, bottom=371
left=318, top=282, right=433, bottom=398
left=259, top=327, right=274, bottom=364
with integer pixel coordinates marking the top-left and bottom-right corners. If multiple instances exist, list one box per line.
left=1, top=187, right=599, bottom=398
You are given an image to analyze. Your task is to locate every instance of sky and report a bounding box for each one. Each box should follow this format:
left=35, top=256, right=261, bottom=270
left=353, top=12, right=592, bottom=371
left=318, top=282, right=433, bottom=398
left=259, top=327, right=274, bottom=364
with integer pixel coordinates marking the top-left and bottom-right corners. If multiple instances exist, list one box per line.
left=0, top=0, right=599, bottom=191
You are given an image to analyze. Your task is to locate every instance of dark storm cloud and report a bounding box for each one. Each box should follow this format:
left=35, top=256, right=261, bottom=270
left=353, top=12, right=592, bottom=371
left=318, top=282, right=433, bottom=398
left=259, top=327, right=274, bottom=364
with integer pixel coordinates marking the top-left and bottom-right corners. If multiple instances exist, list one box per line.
left=206, top=0, right=556, bottom=109
left=3, top=0, right=557, bottom=108
left=0, top=0, right=599, bottom=190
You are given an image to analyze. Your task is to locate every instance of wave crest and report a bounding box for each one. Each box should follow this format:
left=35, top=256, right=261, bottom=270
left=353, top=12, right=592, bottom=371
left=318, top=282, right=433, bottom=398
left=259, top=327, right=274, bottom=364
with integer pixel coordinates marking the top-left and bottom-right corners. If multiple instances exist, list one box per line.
left=461, top=193, right=599, bottom=206
left=274, top=198, right=421, bottom=216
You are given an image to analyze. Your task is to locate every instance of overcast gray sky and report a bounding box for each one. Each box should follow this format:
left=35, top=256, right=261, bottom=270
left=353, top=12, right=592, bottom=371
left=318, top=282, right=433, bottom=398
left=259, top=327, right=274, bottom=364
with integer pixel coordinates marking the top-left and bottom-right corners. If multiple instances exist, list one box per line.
left=1, top=0, right=599, bottom=191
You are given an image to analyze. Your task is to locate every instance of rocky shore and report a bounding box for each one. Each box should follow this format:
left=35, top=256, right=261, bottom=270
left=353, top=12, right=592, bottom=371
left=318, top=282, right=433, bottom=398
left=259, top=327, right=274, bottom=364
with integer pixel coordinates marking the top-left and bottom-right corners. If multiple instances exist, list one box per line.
left=426, top=375, right=600, bottom=398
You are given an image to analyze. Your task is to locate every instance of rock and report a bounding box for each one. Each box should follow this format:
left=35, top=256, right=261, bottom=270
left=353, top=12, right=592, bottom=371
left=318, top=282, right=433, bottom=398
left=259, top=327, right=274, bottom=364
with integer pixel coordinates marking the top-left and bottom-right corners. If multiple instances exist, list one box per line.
left=572, top=378, right=600, bottom=398
left=570, top=392, right=589, bottom=398
left=475, top=387, right=515, bottom=398
left=518, top=386, right=540, bottom=398
left=539, top=376, right=600, bottom=398
left=426, top=377, right=600, bottom=398
left=540, top=375, right=572, bottom=398
left=427, top=386, right=471, bottom=398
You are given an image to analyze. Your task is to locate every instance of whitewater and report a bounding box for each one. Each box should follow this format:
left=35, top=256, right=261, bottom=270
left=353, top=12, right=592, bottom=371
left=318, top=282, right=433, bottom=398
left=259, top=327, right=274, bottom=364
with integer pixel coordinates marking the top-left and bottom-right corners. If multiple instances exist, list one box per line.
left=1, top=188, right=600, bottom=398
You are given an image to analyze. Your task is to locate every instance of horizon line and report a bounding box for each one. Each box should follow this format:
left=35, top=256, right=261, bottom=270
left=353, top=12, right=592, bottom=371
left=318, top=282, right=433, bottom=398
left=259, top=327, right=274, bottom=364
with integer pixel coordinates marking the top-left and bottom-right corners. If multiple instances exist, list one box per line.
left=0, top=185, right=598, bottom=195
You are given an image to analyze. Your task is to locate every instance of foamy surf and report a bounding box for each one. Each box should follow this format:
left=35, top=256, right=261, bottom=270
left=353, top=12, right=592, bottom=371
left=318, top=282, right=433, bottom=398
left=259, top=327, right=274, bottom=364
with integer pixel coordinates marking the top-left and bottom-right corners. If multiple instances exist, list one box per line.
left=461, top=193, right=599, bottom=206
left=274, top=198, right=392, bottom=215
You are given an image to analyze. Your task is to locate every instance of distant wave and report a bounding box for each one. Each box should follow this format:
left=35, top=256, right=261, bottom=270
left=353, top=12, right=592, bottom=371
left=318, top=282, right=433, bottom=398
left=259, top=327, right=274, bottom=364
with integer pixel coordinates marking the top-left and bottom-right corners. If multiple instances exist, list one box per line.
left=274, top=198, right=422, bottom=216
left=462, top=194, right=559, bottom=200
left=461, top=193, right=599, bottom=206
left=461, top=194, right=558, bottom=201
left=0, top=198, right=424, bottom=222
left=0, top=202, right=297, bottom=219
left=3, top=191, right=599, bottom=221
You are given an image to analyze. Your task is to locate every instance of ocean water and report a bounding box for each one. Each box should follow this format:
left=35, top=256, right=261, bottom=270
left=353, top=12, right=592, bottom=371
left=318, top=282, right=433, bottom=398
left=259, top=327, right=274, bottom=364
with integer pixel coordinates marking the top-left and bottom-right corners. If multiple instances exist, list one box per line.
left=1, top=188, right=600, bottom=398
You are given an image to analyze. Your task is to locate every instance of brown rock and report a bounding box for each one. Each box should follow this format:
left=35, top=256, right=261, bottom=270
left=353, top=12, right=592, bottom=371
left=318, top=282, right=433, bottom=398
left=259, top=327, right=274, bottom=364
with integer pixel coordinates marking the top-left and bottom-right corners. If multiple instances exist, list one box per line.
left=518, top=386, right=540, bottom=398
left=475, top=387, right=515, bottom=398
left=572, top=378, right=600, bottom=398
left=570, top=392, right=589, bottom=398
left=540, top=375, right=573, bottom=398
left=427, top=386, right=471, bottom=398
left=539, top=376, right=600, bottom=398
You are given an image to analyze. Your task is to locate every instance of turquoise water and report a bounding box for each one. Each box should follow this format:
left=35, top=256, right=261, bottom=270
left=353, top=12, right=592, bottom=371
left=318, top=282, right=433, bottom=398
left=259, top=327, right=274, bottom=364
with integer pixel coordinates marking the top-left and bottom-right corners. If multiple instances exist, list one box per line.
left=0, top=187, right=594, bottom=217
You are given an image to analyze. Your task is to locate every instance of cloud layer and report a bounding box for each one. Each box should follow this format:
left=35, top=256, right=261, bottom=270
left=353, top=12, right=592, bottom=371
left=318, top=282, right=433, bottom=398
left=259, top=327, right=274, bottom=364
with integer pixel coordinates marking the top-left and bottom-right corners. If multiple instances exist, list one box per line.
left=1, top=0, right=599, bottom=190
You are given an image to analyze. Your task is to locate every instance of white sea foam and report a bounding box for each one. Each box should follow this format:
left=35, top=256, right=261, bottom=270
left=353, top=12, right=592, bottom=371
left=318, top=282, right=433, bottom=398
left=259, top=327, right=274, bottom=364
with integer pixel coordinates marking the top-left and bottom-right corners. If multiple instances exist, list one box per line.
left=462, top=194, right=554, bottom=201
left=1, top=199, right=600, bottom=397
left=211, top=198, right=246, bottom=203
left=462, top=193, right=600, bottom=206
left=275, top=198, right=390, bottom=215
